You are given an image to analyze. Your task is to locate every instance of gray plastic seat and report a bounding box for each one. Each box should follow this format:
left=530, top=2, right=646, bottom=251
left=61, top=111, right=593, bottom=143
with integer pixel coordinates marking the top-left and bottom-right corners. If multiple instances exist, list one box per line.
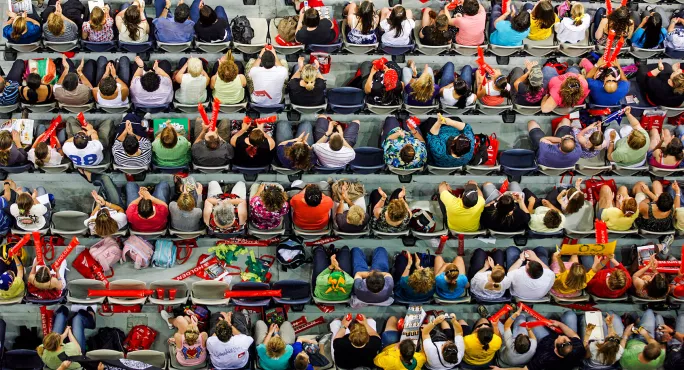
left=576, top=154, right=610, bottom=176
left=60, top=103, right=94, bottom=114
left=441, top=103, right=476, bottom=115
left=113, top=164, right=149, bottom=175
left=465, top=164, right=500, bottom=175
left=149, top=280, right=190, bottom=305
left=233, top=18, right=267, bottom=54
left=50, top=210, right=89, bottom=237
left=477, top=102, right=512, bottom=115
left=249, top=220, right=286, bottom=239
left=195, top=41, right=231, bottom=53
left=448, top=228, right=486, bottom=238
left=366, top=103, right=400, bottom=115
left=513, top=104, right=541, bottom=115
left=513, top=295, right=551, bottom=304
left=175, top=100, right=207, bottom=113
left=663, top=106, right=684, bottom=117
left=612, top=163, right=647, bottom=176
left=191, top=280, right=229, bottom=305
left=630, top=45, right=664, bottom=60
left=39, top=162, right=71, bottom=174
left=414, top=26, right=451, bottom=56
left=157, top=41, right=193, bottom=52
left=404, top=103, right=438, bottom=115
left=590, top=294, right=628, bottom=303
left=434, top=291, right=471, bottom=305
left=67, top=279, right=107, bottom=304
left=291, top=102, right=327, bottom=115
left=0, top=103, right=19, bottom=114
left=6, top=41, right=41, bottom=53
left=127, top=350, right=167, bottom=369
left=538, top=164, right=574, bottom=176
left=193, top=163, right=230, bottom=174
left=219, top=101, right=248, bottom=113
left=44, top=40, right=78, bottom=52
left=340, top=20, right=377, bottom=54
left=85, top=350, right=125, bottom=361
left=523, top=37, right=558, bottom=57
left=453, top=43, right=487, bottom=56
left=130, top=229, right=167, bottom=240
left=426, top=165, right=460, bottom=176
left=97, top=103, right=131, bottom=113
left=293, top=223, right=331, bottom=240
left=107, top=279, right=148, bottom=305
left=649, top=166, right=684, bottom=178
left=22, top=102, right=56, bottom=113
left=169, top=228, right=206, bottom=240
left=73, top=162, right=110, bottom=174
left=631, top=295, right=667, bottom=304
left=551, top=292, right=590, bottom=304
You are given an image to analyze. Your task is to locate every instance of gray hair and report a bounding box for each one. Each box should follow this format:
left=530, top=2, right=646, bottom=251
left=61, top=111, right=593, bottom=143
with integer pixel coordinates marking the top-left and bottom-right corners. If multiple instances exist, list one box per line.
left=213, top=201, right=235, bottom=227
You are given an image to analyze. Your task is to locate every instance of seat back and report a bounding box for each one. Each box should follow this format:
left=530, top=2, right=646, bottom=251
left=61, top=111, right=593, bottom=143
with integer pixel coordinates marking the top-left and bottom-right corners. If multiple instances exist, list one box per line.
left=499, top=149, right=536, bottom=169
left=67, top=279, right=106, bottom=303
left=85, top=349, right=125, bottom=361
left=272, top=280, right=311, bottom=301
left=157, top=41, right=192, bottom=52
left=126, top=350, right=167, bottom=369
left=22, top=102, right=56, bottom=113
left=118, top=41, right=154, bottom=53
left=380, top=43, right=415, bottom=55
left=7, top=42, right=41, bottom=52
left=270, top=19, right=305, bottom=54
left=152, top=164, right=190, bottom=174
left=233, top=18, right=268, bottom=53
left=44, top=40, right=78, bottom=52
left=3, top=350, right=43, bottom=370
left=0, top=164, right=32, bottom=174
left=82, top=41, right=117, bottom=52
left=192, top=280, right=229, bottom=300
left=327, top=87, right=365, bottom=114
left=51, top=210, right=89, bottom=233
left=349, top=147, right=384, bottom=174
left=249, top=102, right=285, bottom=114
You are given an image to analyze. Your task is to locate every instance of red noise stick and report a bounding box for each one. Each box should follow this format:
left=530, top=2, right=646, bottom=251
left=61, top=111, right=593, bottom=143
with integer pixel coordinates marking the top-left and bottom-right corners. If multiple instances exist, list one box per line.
left=520, top=321, right=548, bottom=329
left=198, top=103, right=210, bottom=126
left=77, top=112, right=88, bottom=128
left=7, top=234, right=31, bottom=258
left=476, top=46, right=495, bottom=77
left=88, top=289, right=154, bottom=298
left=209, top=98, right=220, bottom=131
left=224, top=289, right=282, bottom=298
left=489, top=304, right=514, bottom=322
left=517, top=302, right=562, bottom=333
left=51, top=237, right=79, bottom=271
left=606, top=0, right=612, bottom=15
left=609, top=37, right=625, bottom=64
left=243, top=115, right=277, bottom=126
left=603, top=30, right=616, bottom=62
left=620, top=0, right=627, bottom=7
left=33, top=231, right=45, bottom=266
left=501, top=0, right=508, bottom=13
left=39, top=115, right=62, bottom=143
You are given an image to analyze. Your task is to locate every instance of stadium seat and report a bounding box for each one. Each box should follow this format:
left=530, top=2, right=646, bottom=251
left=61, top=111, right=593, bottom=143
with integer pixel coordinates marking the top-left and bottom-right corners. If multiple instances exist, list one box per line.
left=538, top=164, right=575, bottom=177
left=168, top=228, right=206, bottom=240
left=523, top=37, right=558, bottom=57
left=499, top=149, right=537, bottom=179
left=148, top=280, right=190, bottom=305
left=272, top=280, right=311, bottom=308
left=630, top=45, right=664, bottom=60
left=82, top=40, right=117, bottom=52
left=67, top=279, right=107, bottom=304
left=97, top=103, right=131, bottom=114
left=22, top=102, right=57, bottom=113
left=175, top=100, right=208, bottom=113
left=327, top=87, right=365, bottom=114
left=590, top=294, right=628, bottom=303
left=2, top=350, right=43, bottom=370
left=410, top=200, right=448, bottom=240
left=233, top=18, right=268, bottom=54
left=551, top=291, right=590, bottom=304
left=218, top=101, right=249, bottom=113
left=152, top=164, right=190, bottom=174
left=472, top=289, right=512, bottom=304
left=270, top=19, right=305, bottom=55
left=433, top=291, right=471, bottom=305
left=107, top=279, right=148, bottom=305
left=341, top=20, right=377, bottom=54
left=413, top=27, right=450, bottom=56
left=130, top=229, right=168, bottom=240
left=349, top=147, right=385, bottom=174
left=113, top=164, right=150, bottom=176
left=157, top=41, right=193, bottom=53
left=230, top=281, right=272, bottom=307
left=85, top=350, right=125, bottom=361
left=249, top=102, right=286, bottom=114
left=43, top=40, right=78, bottom=53
left=119, top=41, right=154, bottom=55
left=558, top=30, right=594, bottom=57
left=127, top=350, right=167, bottom=369
left=453, top=43, right=486, bottom=56
left=60, top=102, right=94, bottom=114
left=195, top=41, right=231, bottom=53
left=191, top=280, right=230, bottom=305
left=50, top=210, right=89, bottom=238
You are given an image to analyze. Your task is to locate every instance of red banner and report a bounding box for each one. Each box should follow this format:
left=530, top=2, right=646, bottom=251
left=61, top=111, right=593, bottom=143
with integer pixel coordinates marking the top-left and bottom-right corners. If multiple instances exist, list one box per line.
left=51, top=237, right=78, bottom=271
left=173, top=256, right=218, bottom=280
left=305, top=236, right=341, bottom=247
left=40, top=305, right=53, bottom=337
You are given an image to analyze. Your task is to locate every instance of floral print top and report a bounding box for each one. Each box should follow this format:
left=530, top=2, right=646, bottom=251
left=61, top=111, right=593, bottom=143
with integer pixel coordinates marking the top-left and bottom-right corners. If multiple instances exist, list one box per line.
left=82, top=17, right=114, bottom=42
left=250, top=196, right=290, bottom=230
left=382, top=127, right=427, bottom=169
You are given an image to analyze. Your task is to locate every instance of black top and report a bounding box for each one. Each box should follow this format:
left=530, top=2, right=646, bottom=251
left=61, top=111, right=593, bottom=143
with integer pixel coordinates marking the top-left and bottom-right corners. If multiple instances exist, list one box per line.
left=288, top=78, right=326, bottom=106
left=195, top=18, right=229, bottom=42
left=335, top=212, right=370, bottom=232
left=420, top=25, right=456, bottom=46
left=367, top=68, right=403, bottom=106
left=333, top=335, right=382, bottom=369
left=232, top=132, right=273, bottom=167
left=480, top=204, right=530, bottom=232
left=528, top=334, right=585, bottom=370
left=515, top=82, right=545, bottom=105
left=642, top=64, right=684, bottom=107
left=295, top=19, right=336, bottom=45
left=665, top=345, right=683, bottom=370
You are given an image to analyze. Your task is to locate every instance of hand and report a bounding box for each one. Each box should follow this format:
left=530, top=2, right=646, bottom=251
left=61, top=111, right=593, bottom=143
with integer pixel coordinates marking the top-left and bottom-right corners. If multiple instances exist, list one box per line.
left=269, top=323, right=278, bottom=334
left=62, top=56, right=69, bottom=71
left=658, top=59, right=664, bottom=71
left=596, top=58, right=606, bottom=68
left=153, top=60, right=159, bottom=71
left=341, top=183, right=349, bottom=195
left=514, top=305, right=523, bottom=316
left=586, top=323, right=596, bottom=332
left=511, top=192, right=522, bottom=202
left=256, top=122, right=265, bottom=131
left=398, top=186, right=406, bottom=199
left=165, top=0, right=171, bottom=8
left=414, top=253, right=421, bottom=268
left=541, top=199, right=551, bottom=207
left=623, top=106, right=632, bottom=116
left=11, top=130, right=20, bottom=143
left=378, top=187, right=387, bottom=199
left=639, top=327, right=649, bottom=336
left=357, top=314, right=367, bottom=324
left=341, top=316, right=351, bottom=328
left=547, top=320, right=561, bottom=328
left=624, top=324, right=634, bottom=336
left=673, top=181, right=680, bottom=193
left=241, top=120, right=251, bottom=131
left=135, top=56, right=144, bottom=68
left=575, top=177, right=583, bottom=189
left=76, top=59, right=84, bottom=75
left=605, top=313, right=614, bottom=327
left=659, top=324, right=674, bottom=334
left=126, top=120, right=133, bottom=134
left=91, top=190, right=105, bottom=205
left=335, top=124, right=343, bottom=134
left=433, top=315, right=446, bottom=325
left=487, top=256, right=495, bottom=268
left=199, top=0, right=204, bottom=7
left=406, top=251, right=413, bottom=265
left=524, top=60, right=538, bottom=70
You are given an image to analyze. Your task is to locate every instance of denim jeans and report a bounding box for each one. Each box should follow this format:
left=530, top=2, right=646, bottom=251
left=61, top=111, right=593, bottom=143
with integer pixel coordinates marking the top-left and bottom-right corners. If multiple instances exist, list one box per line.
left=505, top=246, right=549, bottom=268
left=468, top=248, right=505, bottom=280
left=533, top=310, right=577, bottom=341
left=313, top=117, right=359, bottom=147
left=311, top=246, right=352, bottom=287
left=52, top=305, right=96, bottom=355
left=125, top=181, right=170, bottom=208
left=275, top=121, right=314, bottom=145
left=351, top=247, right=389, bottom=276
left=460, top=65, right=474, bottom=90
left=94, top=56, right=131, bottom=87
left=497, top=314, right=528, bottom=338
left=439, top=62, right=455, bottom=88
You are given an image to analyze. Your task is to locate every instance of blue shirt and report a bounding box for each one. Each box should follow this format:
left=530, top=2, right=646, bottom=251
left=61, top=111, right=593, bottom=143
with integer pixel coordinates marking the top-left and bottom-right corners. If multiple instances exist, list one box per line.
left=291, top=342, right=313, bottom=370
left=490, top=21, right=530, bottom=46
left=537, top=139, right=582, bottom=168
left=0, top=81, right=20, bottom=106
left=631, top=28, right=667, bottom=49
left=426, top=123, right=474, bottom=167
left=257, top=343, right=293, bottom=370
left=3, top=22, right=41, bottom=44
left=435, top=273, right=468, bottom=300
left=0, top=197, right=11, bottom=234
left=395, top=276, right=435, bottom=302
left=153, top=16, right=195, bottom=43
left=404, top=84, right=439, bottom=106
left=587, top=78, right=630, bottom=106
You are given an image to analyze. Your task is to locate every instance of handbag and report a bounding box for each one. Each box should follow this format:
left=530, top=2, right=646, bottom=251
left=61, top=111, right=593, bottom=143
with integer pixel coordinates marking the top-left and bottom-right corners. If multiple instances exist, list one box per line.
left=640, top=109, right=667, bottom=132
left=583, top=176, right=617, bottom=205
left=310, top=52, right=331, bottom=74
left=544, top=58, right=568, bottom=75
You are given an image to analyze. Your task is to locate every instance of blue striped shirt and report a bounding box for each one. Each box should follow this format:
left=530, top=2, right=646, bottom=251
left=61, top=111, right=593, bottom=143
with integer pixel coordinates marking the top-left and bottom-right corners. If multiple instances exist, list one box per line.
left=0, top=81, right=19, bottom=106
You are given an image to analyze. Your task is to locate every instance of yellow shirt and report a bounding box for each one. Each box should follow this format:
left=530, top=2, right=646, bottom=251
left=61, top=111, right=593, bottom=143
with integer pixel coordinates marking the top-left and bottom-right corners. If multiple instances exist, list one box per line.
left=440, top=191, right=485, bottom=232
left=463, top=333, right=502, bottom=365
left=528, top=14, right=559, bottom=40
left=553, top=268, right=596, bottom=295
left=373, top=344, right=426, bottom=370
left=601, top=207, right=638, bottom=231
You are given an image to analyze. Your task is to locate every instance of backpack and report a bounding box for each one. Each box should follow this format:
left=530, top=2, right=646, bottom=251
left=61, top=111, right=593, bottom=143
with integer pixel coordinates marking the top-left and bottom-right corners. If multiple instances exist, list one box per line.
left=410, top=209, right=436, bottom=233
left=12, top=326, right=41, bottom=350
left=152, top=240, right=177, bottom=268
left=121, top=236, right=154, bottom=269
left=123, top=325, right=157, bottom=352
left=469, top=133, right=499, bottom=166
left=276, top=16, right=299, bottom=44
left=86, top=327, right=126, bottom=352
left=231, top=16, right=254, bottom=44
left=89, top=237, right=122, bottom=275
left=276, top=236, right=308, bottom=271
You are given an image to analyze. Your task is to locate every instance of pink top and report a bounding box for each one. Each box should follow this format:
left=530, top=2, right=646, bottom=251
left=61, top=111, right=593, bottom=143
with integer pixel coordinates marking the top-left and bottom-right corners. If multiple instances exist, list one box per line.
left=548, top=73, right=590, bottom=107
left=648, top=153, right=682, bottom=169
left=451, top=6, right=486, bottom=46
left=176, top=336, right=206, bottom=367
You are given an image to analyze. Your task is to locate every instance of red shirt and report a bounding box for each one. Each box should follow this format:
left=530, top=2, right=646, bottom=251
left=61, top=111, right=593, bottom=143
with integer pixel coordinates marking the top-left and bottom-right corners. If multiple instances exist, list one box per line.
left=290, top=192, right=333, bottom=230
left=126, top=203, right=169, bottom=232
left=586, top=263, right=632, bottom=298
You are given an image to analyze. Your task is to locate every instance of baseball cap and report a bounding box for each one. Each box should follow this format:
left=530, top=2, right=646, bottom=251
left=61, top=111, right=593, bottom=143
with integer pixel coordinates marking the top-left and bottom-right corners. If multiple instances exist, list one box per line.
left=528, top=66, right=543, bottom=88
left=383, top=69, right=399, bottom=91
left=0, top=271, right=14, bottom=291
left=463, top=184, right=480, bottom=208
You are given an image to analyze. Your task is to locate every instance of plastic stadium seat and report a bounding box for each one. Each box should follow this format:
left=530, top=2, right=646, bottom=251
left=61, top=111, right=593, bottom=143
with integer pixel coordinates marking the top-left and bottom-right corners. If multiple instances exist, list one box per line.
left=550, top=291, right=590, bottom=304
left=649, top=166, right=684, bottom=178
left=270, top=19, right=305, bottom=55
left=152, top=164, right=190, bottom=174
left=113, top=164, right=149, bottom=175
left=191, top=280, right=230, bottom=305
left=219, top=101, right=248, bottom=113
left=427, top=165, right=461, bottom=176
left=612, top=163, right=648, bottom=176
left=349, top=147, right=385, bottom=174
left=192, top=163, right=230, bottom=174
left=413, top=27, right=450, bottom=56
left=233, top=18, right=268, bottom=54
left=129, top=229, right=168, bottom=240
left=465, top=164, right=500, bottom=175
left=0, top=163, right=33, bottom=176
left=97, top=103, right=131, bottom=114
left=552, top=104, right=586, bottom=116
left=133, top=104, right=170, bottom=114
left=82, top=40, right=117, bottom=52
left=630, top=45, right=664, bottom=60
left=272, top=164, right=303, bottom=180
left=575, top=155, right=611, bottom=176
left=127, top=350, right=167, bottom=369
left=488, top=43, right=523, bottom=58
left=307, top=39, right=343, bottom=53
left=85, top=350, right=125, bottom=361
left=565, top=226, right=596, bottom=240
left=50, top=210, right=89, bottom=238
left=3, top=349, right=43, bottom=370
left=44, top=40, right=78, bottom=52
left=453, top=43, right=486, bottom=56
left=11, top=227, right=48, bottom=236
left=314, top=165, right=346, bottom=174
left=148, top=280, right=190, bottom=305
left=168, top=343, right=207, bottom=370
left=410, top=200, right=448, bottom=240
left=404, top=103, right=438, bottom=115
left=340, top=21, right=377, bottom=54
left=513, top=295, right=551, bottom=304
left=38, top=162, right=71, bottom=174
left=67, top=279, right=107, bottom=304
left=119, top=41, right=154, bottom=54
left=157, top=41, right=192, bottom=53
left=374, top=227, right=410, bottom=239
left=60, top=102, right=94, bottom=114
left=477, top=101, right=512, bottom=115
left=230, top=281, right=272, bottom=307
left=107, top=279, right=148, bottom=305
left=0, top=103, right=19, bottom=115
left=22, top=102, right=56, bottom=113
left=523, top=37, right=558, bottom=57
left=312, top=295, right=350, bottom=305
left=499, top=149, right=537, bottom=178
left=249, top=220, right=287, bottom=239
left=6, top=41, right=41, bottom=53
left=379, top=42, right=415, bottom=57
left=169, top=228, right=206, bottom=240
left=250, top=102, right=285, bottom=114
left=489, top=229, right=525, bottom=238
left=394, top=296, right=433, bottom=305
left=448, top=228, right=486, bottom=238
left=441, top=103, right=476, bottom=115
left=608, top=228, right=638, bottom=238
left=291, top=102, right=327, bottom=116
left=472, top=289, right=512, bottom=304
left=559, top=30, right=594, bottom=57
left=434, top=292, right=471, bottom=305
left=639, top=229, right=675, bottom=237
left=293, top=211, right=331, bottom=240
left=513, top=104, right=541, bottom=115
left=327, top=87, right=365, bottom=114
left=538, top=164, right=574, bottom=177
left=662, top=105, right=684, bottom=118
left=175, top=100, right=207, bottom=113
left=333, top=222, right=370, bottom=239
left=388, top=165, right=423, bottom=183
left=272, top=280, right=311, bottom=307
left=196, top=41, right=231, bottom=53
left=590, top=294, right=628, bottom=303
left=233, top=165, right=269, bottom=182
left=528, top=229, right=564, bottom=239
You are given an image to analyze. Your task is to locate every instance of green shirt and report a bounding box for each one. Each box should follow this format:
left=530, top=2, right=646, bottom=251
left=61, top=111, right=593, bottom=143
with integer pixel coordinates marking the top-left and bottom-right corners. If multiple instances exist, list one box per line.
left=618, top=339, right=665, bottom=370
left=40, top=342, right=81, bottom=370
left=314, top=268, right=353, bottom=301
left=0, top=279, right=24, bottom=300
left=152, top=136, right=191, bottom=166
left=611, top=128, right=649, bottom=166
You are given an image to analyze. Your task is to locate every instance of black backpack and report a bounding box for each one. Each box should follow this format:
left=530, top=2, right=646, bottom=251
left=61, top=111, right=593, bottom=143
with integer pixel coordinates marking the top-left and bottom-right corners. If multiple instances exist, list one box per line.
left=231, top=16, right=254, bottom=44
left=12, top=326, right=41, bottom=350
left=468, top=134, right=490, bottom=166
left=86, top=327, right=125, bottom=352
left=276, top=236, right=308, bottom=271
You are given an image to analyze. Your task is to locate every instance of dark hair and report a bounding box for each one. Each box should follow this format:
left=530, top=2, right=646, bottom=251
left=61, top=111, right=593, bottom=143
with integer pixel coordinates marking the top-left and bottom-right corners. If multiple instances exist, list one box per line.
left=99, top=76, right=117, bottom=96
left=0, top=131, right=11, bottom=166
left=123, top=5, right=143, bottom=41
left=608, top=6, right=633, bottom=37
left=161, top=126, right=178, bottom=149
left=453, top=77, right=472, bottom=109
left=399, top=145, right=415, bottom=164
left=62, top=73, right=79, bottom=92
left=656, top=193, right=674, bottom=213
left=638, top=12, right=663, bottom=48
left=329, top=135, right=343, bottom=151
left=531, top=0, right=555, bottom=29
left=199, top=5, right=217, bottom=26
left=357, top=1, right=376, bottom=34
left=425, top=14, right=451, bottom=45
left=388, top=6, right=408, bottom=38
left=284, top=143, right=312, bottom=170
left=262, top=185, right=286, bottom=212
left=366, top=271, right=385, bottom=293
left=140, top=72, right=161, bottom=92
left=449, top=134, right=471, bottom=157
left=511, top=10, right=531, bottom=32
left=74, top=133, right=89, bottom=149
left=138, top=198, right=154, bottom=218
left=34, top=141, right=49, bottom=167
left=27, top=73, right=42, bottom=90
left=215, top=320, right=232, bottom=342
left=564, top=188, right=586, bottom=214
left=557, top=341, right=574, bottom=357
left=122, top=134, right=139, bottom=155
left=514, top=334, right=531, bottom=354
left=398, top=340, right=415, bottom=363
left=442, top=342, right=459, bottom=363
left=646, top=273, right=669, bottom=298
left=664, top=138, right=684, bottom=161
left=304, top=185, right=323, bottom=207
left=527, top=260, right=543, bottom=279
left=261, top=52, right=275, bottom=69
left=205, top=134, right=220, bottom=150
left=493, top=75, right=511, bottom=98
left=492, top=194, right=515, bottom=224
left=174, top=4, right=190, bottom=23
left=462, top=0, right=479, bottom=16
left=478, top=326, right=494, bottom=351
left=543, top=209, right=562, bottom=229
left=303, top=8, right=320, bottom=28
left=35, top=266, right=51, bottom=283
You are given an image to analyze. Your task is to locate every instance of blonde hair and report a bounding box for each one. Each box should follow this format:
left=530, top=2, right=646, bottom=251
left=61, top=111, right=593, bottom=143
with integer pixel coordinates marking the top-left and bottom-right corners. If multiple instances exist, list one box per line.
left=90, top=6, right=106, bottom=31
left=300, top=64, right=318, bottom=91
left=408, top=268, right=435, bottom=294
left=673, top=74, right=684, bottom=95
left=94, top=209, right=119, bottom=237
left=387, top=199, right=408, bottom=222
left=10, top=17, right=26, bottom=41
left=563, top=263, right=587, bottom=291
left=187, top=58, right=203, bottom=78
left=184, top=328, right=200, bottom=346
left=177, top=192, right=196, bottom=211
left=37, top=332, right=61, bottom=356
left=349, top=323, right=370, bottom=347
left=409, top=73, right=435, bottom=103
left=570, top=2, right=585, bottom=26
left=266, top=336, right=286, bottom=358
left=627, top=129, right=647, bottom=150
left=607, top=268, right=627, bottom=291
left=47, top=13, right=65, bottom=36
left=346, top=205, right=365, bottom=226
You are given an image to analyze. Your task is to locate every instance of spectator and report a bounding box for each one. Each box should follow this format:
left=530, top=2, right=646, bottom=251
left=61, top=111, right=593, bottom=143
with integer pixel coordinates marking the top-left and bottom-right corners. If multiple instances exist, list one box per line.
left=20, top=72, right=55, bottom=104
left=633, top=252, right=671, bottom=300
left=43, top=2, right=78, bottom=42
left=374, top=317, right=426, bottom=370
left=509, top=60, right=545, bottom=106
left=418, top=8, right=455, bottom=46
left=0, top=60, right=23, bottom=106
left=255, top=321, right=295, bottom=370
left=0, top=130, right=27, bottom=167
left=381, top=116, right=426, bottom=169
left=153, top=0, right=194, bottom=43
left=38, top=307, right=96, bottom=365
left=582, top=313, right=626, bottom=369
left=379, top=6, right=414, bottom=46
left=129, top=57, right=174, bottom=108
left=152, top=125, right=191, bottom=167
left=574, top=122, right=606, bottom=159
left=63, top=116, right=112, bottom=182
left=93, top=60, right=130, bottom=108
left=0, top=254, right=24, bottom=301
left=403, top=61, right=439, bottom=106
left=116, top=0, right=150, bottom=43
left=85, top=190, right=126, bottom=237
left=344, top=0, right=378, bottom=44
left=334, top=181, right=370, bottom=233
left=649, top=128, right=683, bottom=169
left=174, top=57, right=209, bottom=104
left=551, top=251, right=600, bottom=298
left=594, top=6, right=635, bottom=46
left=468, top=249, right=509, bottom=300
left=422, top=313, right=465, bottom=369
left=0, top=180, right=16, bottom=243
left=169, top=180, right=203, bottom=231
left=449, top=0, right=486, bottom=46
left=291, top=183, right=333, bottom=230
left=635, top=61, right=684, bottom=108
left=113, top=120, right=151, bottom=168
left=392, top=251, right=435, bottom=302
left=230, top=119, right=275, bottom=168
left=203, top=180, right=247, bottom=234
left=352, top=247, right=393, bottom=305
left=606, top=107, right=649, bottom=166
left=665, top=13, right=684, bottom=51
left=275, top=121, right=315, bottom=170
left=597, top=184, right=639, bottom=231
left=249, top=182, right=289, bottom=230
left=496, top=306, right=537, bottom=367
left=632, top=11, right=667, bottom=49
left=439, top=181, right=485, bottom=233
left=81, top=5, right=114, bottom=42
left=331, top=314, right=382, bottom=369
left=543, top=178, right=593, bottom=232
left=525, top=189, right=565, bottom=233
left=193, top=2, right=229, bottom=42
left=527, top=0, right=558, bottom=41
left=295, top=7, right=336, bottom=45
left=584, top=58, right=630, bottom=106
left=288, top=58, right=326, bottom=107
left=28, top=256, right=65, bottom=300
left=555, top=2, right=590, bottom=44
left=54, top=58, right=94, bottom=106
left=311, top=246, right=352, bottom=301
left=439, top=63, right=476, bottom=108
left=476, top=68, right=511, bottom=106
left=633, top=180, right=675, bottom=232
left=125, top=182, right=170, bottom=232
left=540, top=67, right=589, bottom=113
left=206, top=312, right=253, bottom=370
left=505, top=246, right=555, bottom=300
left=10, top=186, right=50, bottom=231
left=480, top=181, right=531, bottom=233
left=166, top=314, right=208, bottom=367
left=247, top=47, right=288, bottom=105
left=192, top=118, right=233, bottom=167
left=489, top=3, right=531, bottom=46
left=433, top=255, right=468, bottom=300
left=312, top=117, right=357, bottom=168
left=585, top=254, right=631, bottom=299
left=661, top=314, right=684, bottom=370
left=527, top=119, right=582, bottom=168
left=370, top=187, right=410, bottom=233
left=619, top=310, right=665, bottom=370
left=211, top=52, right=246, bottom=104
left=462, top=316, right=502, bottom=368
left=29, top=123, right=65, bottom=167
left=40, top=0, right=87, bottom=29
left=423, top=115, right=474, bottom=167
left=3, top=11, right=41, bottom=44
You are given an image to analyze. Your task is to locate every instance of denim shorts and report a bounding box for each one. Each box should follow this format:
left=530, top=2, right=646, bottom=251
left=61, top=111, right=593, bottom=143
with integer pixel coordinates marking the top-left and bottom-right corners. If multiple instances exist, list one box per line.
left=381, top=330, right=400, bottom=348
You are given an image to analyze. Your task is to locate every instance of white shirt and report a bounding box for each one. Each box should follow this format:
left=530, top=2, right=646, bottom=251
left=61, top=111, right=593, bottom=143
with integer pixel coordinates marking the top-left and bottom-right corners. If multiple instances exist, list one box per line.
left=84, top=207, right=128, bottom=235
left=498, top=328, right=538, bottom=366
left=206, top=334, right=253, bottom=369
left=248, top=66, right=288, bottom=105
left=423, top=336, right=465, bottom=370
left=175, top=74, right=208, bottom=104
left=470, top=271, right=511, bottom=300
left=589, top=341, right=624, bottom=366
left=380, top=18, right=415, bottom=46
left=440, top=87, right=476, bottom=107
left=62, top=140, right=104, bottom=166
left=529, top=206, right=566, bottom=232
left=507, top=267, right=555, bottom=300
left=10, top=203, right=48, bottom=230
left=554, top=14, right=591, bottom=44
left=312, top=143, right=356, bottom=167
left=28, top=147, right=63, bottom=166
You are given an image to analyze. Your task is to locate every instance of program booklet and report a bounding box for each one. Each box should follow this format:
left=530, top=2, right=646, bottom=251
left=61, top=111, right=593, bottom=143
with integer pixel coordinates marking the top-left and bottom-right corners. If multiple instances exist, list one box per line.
left=585, top=311, right=605, bottom=341
left=87, top=0, right=104, bottom=12
left=8, top=0, right=32, bottom=13
left=0, top=118, right=33, bottom=145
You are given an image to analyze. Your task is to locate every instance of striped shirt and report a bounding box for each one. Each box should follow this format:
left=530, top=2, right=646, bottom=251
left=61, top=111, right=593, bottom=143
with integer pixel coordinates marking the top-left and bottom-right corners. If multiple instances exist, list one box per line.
left=112, top=137, right=152, bottom=168
left=312, top=143, right=355, bottom=168
left=0, top=81, right=19, bottom=105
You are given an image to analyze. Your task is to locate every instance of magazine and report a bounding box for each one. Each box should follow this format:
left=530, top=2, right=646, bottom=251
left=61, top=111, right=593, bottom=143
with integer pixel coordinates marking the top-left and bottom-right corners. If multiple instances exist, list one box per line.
left=87, top=0, right=104, bottom=12
left=8, top=0, right=32, bottom=14
left=585, top=311, right=605, bottom=341
left=637, top=244, right=657, bottom=265
left=400, top=305, right=426, bottom=344
left=0, top=119, right=34, bottom=145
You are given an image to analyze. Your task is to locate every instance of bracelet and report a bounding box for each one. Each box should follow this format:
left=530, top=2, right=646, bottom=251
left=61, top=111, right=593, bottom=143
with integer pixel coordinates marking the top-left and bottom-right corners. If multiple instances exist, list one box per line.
left=676, top=193, right=681, bottom=197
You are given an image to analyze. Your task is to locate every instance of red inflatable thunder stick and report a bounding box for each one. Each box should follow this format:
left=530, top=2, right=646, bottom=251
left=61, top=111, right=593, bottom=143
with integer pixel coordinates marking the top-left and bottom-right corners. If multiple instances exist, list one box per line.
left=32, top=231, right=45, bottom=265
left=209, top=98, right=220, bottom=131
left=51, top=237, right=79, bottom=271
left=476, top=46, right=495, bottom=86
left=595, top=219, right=608, bottom=244
left=38, top=115, right=62, bottom=146
left=602, top=31, right=624, bottom=65
left=606, top=0, right=612, bottom=14
left=88, top=289, right=154, bottom=298
left=517, top=302, right=562, bottom=333
left=447, top=0, right=463, bottom=11
left=7, top=234, right=31, bottom=258
left=501, top=0, right=509, bottom=13
left=489, top=304, right=514, bottom=322
left=223, top=289, right=282, bottom=298
left=520, top=321, right=549, bottom=329
left=244, top=115, right=277, bottom=126
left=198, top=103, right=210, bottom=126
left=77, top=112, right=88, bottom=128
